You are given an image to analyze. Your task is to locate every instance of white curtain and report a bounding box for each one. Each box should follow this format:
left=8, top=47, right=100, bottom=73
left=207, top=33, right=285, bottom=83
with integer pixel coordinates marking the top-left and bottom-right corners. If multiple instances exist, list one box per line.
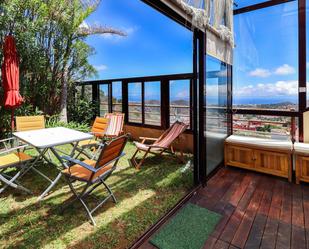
left=160, top=0, right=234, bottom=65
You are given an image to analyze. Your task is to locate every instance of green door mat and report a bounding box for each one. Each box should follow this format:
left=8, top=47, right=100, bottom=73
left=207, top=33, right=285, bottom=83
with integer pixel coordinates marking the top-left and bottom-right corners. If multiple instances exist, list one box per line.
left=150, top=203, right=222, bottom=249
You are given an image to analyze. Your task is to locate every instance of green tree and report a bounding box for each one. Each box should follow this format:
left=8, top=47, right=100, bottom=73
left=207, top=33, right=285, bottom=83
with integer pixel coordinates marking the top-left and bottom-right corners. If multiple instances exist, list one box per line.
left=0, top=0, right=125, bottom=122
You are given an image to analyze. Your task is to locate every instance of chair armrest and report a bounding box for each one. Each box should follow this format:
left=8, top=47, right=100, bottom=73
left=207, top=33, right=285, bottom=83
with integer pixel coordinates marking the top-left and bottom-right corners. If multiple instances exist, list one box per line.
left=0, top=137, right=15, bottom=143
left=0, top=144, right=28, bottom=155
left=90, top=131, right=104, bottom=136
left=61, top=156, right=97, bottom=173
left=139, top=137, right=158, bottom=144
left=139, top=137, right=158, bottom=141
left=148, top=145, right=167, bottom=149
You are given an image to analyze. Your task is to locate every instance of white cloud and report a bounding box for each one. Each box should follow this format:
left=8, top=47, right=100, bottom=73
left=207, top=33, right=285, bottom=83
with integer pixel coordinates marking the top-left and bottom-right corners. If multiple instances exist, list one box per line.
left=175, top=90, right=189, bottom=98
left=94, top=64, right=108, bottom=71
left=248, top=64, right=296, bottom=78
left=235, top=80, right=298, bottom=97
left=274, top=64, right=296, bottom=75
left=249, top=68, right=271, bottom=78
left=206, top=85, right=227, bottom=97
left=216, top=69, right=228, bottom=77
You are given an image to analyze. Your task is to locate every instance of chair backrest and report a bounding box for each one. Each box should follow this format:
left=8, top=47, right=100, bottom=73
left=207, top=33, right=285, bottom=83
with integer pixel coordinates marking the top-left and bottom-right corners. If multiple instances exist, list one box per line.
left=154, top=121, right=188, bottom=148
left=95, top=135, right=128, bottom=169
left=104, top=113, right=125, bottom=137
left=16, top=115, right=45, bottom=132
left=91, top=117, right=110, bottom=138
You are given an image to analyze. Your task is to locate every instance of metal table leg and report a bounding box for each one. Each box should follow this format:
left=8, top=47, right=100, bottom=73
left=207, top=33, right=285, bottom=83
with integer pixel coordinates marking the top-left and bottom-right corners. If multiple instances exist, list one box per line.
left=37, top=172, right=62, bottom=200
left=0, top=173, right=32, bottom=194
left=37, top=143, right=79, bottom=200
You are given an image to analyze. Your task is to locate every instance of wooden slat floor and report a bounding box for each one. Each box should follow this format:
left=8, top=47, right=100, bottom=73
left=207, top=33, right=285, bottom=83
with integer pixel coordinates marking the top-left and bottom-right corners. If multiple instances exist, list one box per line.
left=138, top=167, right=309, bottom=249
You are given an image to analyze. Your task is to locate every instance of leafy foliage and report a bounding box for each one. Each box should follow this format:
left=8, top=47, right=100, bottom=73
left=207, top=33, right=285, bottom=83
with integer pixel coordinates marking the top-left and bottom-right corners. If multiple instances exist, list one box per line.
left=67, top=98, right=97, bottom=125
left=0, top=0, right=125, bottom=124
left=0, top=104, right=43, bottom=138
left=46, top=117, right=90, bottom=132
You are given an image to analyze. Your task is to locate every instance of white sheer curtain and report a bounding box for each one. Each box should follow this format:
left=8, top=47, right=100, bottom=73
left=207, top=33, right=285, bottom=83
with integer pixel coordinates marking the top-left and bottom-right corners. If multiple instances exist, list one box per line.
left=160, top=0, right=234, bottom=64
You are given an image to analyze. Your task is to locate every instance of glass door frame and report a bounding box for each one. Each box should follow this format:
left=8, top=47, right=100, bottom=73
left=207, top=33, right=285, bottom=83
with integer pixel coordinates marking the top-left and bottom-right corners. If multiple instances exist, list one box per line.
left=193, top=29, right=233, bottom=186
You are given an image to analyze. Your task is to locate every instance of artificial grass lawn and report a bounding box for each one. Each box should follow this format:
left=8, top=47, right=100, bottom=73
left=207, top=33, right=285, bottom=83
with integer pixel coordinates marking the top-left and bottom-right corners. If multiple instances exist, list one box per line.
left=150, top=203, right=222, bottom=249
left=0, top=142, right=193, bottom=249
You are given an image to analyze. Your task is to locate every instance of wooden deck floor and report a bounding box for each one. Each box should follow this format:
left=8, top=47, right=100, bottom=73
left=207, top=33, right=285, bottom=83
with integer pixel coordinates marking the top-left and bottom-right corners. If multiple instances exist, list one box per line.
left=138, top=167, right=309, bottom=249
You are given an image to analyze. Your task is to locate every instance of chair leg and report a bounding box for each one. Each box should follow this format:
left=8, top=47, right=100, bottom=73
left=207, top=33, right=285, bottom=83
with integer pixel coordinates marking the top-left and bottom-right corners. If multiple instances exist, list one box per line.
left=79, top=196, right=97, bottom=226
left=131, top=149, right=150, bottom=170
left=61, top=177, right=117, bottom=226
left=75, top=147, right=93, bottom=160
left=176, top=148, right=185, bottom=164
left=101, top=179, right=117, bottom=203
left=0, top=172, right=32, bottom=194
left=170, top=146, right=185, bottom=164
left=137, top=150, right=150, bottom=169
left=130, top=149, right=140, bottom=169
left=63, top=178, right=97, bottom=225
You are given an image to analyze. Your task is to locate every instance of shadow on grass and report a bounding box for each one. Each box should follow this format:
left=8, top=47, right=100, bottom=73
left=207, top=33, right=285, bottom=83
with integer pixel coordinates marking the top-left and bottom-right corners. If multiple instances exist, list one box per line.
left=0, top=143, right=193, bottom=249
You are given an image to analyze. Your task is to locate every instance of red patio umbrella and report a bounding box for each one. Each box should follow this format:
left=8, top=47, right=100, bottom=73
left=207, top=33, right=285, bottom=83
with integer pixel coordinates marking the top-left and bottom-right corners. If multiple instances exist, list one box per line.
left=1, top=35, right=23, bottom=131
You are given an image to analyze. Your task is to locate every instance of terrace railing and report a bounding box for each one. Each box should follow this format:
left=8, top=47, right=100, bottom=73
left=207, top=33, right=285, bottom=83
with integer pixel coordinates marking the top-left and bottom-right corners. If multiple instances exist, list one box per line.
left=77, top=73, right=194, bottom=130
left=232, top=108, right=298, bottom=141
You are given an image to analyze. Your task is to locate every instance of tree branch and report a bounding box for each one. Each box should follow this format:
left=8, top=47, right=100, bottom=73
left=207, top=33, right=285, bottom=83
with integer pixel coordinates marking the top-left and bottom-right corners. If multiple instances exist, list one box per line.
left=77, top=24, right=127, bottom=37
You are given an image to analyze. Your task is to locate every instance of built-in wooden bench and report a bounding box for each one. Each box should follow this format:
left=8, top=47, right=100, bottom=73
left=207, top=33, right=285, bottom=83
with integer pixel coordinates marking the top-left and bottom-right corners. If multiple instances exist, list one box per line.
left=294, top=143, right=309, bottom=184
left=224, top=135, right=293, bottom=182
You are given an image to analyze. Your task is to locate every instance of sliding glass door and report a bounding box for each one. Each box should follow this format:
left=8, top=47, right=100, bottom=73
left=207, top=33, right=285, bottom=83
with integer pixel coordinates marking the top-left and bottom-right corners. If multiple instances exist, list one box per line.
left=205, top=56, right=229, bottom=175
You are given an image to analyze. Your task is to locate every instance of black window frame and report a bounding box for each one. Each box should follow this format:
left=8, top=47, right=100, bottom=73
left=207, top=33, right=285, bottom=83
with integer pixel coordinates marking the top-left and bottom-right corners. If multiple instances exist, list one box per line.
left=77, top=73, right=194, bottom=131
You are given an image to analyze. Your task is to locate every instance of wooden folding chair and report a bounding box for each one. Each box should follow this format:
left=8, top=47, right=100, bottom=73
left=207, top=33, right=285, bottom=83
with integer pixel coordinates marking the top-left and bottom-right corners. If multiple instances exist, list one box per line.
left=61, top=134, right=128, bottom=225
left=130, top=121, right=188, bottom=169
left=0, top=137, right=33, bottom=194
left=76, top=117, right=110, bottom=159
left=104, top=113, right=125, bottom=139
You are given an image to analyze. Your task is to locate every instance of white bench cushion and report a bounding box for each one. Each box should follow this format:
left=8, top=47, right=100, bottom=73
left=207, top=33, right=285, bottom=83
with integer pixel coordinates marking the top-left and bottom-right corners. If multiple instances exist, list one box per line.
left=225, top=135, right=293, bottom=151
left=294, top=142, right=309, bottom=154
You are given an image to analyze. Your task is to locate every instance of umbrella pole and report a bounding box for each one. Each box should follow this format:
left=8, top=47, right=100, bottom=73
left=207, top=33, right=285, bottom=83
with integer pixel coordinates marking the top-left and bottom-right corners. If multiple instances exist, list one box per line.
left=11, top=109, right=15, bottom=134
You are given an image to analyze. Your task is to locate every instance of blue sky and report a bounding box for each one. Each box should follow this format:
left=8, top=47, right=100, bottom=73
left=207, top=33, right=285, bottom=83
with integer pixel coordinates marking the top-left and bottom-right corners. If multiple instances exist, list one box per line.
left=88, top=0, right=301, bottom=105
left=233, top=1, right=299, bottom=104
left=85, top=0, right=192, bottom=80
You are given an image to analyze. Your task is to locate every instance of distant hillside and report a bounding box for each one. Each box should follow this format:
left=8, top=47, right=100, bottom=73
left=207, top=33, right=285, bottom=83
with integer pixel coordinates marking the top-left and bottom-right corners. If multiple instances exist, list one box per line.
left=257, top=101, right=295, bottom=108
left=145, top=99, right=160, bottom=105
left=171, top=99, right=189, bottom=106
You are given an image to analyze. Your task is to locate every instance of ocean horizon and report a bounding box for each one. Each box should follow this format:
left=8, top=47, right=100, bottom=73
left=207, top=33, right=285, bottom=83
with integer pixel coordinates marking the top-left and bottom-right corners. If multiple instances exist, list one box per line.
left=110, top=92, right=298, bottom=106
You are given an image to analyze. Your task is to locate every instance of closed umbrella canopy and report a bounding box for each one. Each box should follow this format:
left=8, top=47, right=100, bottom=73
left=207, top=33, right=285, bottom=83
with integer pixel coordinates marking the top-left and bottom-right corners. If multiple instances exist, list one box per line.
left=2, top=35, right=23, bottom=109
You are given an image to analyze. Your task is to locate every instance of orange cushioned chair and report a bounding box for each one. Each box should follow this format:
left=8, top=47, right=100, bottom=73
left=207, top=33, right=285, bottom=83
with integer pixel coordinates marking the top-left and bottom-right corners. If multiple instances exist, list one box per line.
left=0, top=137, right=33, bottom=194
left=15, top=115, right=45, bottom=132
left=77, top=117, right=110, bottom=159
left=61, top=134, right=128, bottom=225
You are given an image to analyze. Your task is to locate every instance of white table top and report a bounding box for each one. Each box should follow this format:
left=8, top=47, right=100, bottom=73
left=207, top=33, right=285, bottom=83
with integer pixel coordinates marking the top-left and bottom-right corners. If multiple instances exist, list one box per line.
left=13, top=127, right=93, bottom=149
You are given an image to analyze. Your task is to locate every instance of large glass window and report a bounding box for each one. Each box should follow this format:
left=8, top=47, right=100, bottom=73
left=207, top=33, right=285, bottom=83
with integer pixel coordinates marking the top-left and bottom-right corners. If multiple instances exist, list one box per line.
left=233, top=114, right=298, bottom=141
left=145, top=81, right=161, bottom=126
left=234, top=0, right=271, bottom=10
left=99, top=84, right=109, bottom=116
left=170, top=80, right=190, bottom=127
left=112, top=82, right=122, bottom=113
left=205, top=56, right=229, bottom=175
left=206, top=57, right=228, bottom=133
left=128, top=83, right=142, bottom=123
left=233, top=1, right=298, bottom=111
